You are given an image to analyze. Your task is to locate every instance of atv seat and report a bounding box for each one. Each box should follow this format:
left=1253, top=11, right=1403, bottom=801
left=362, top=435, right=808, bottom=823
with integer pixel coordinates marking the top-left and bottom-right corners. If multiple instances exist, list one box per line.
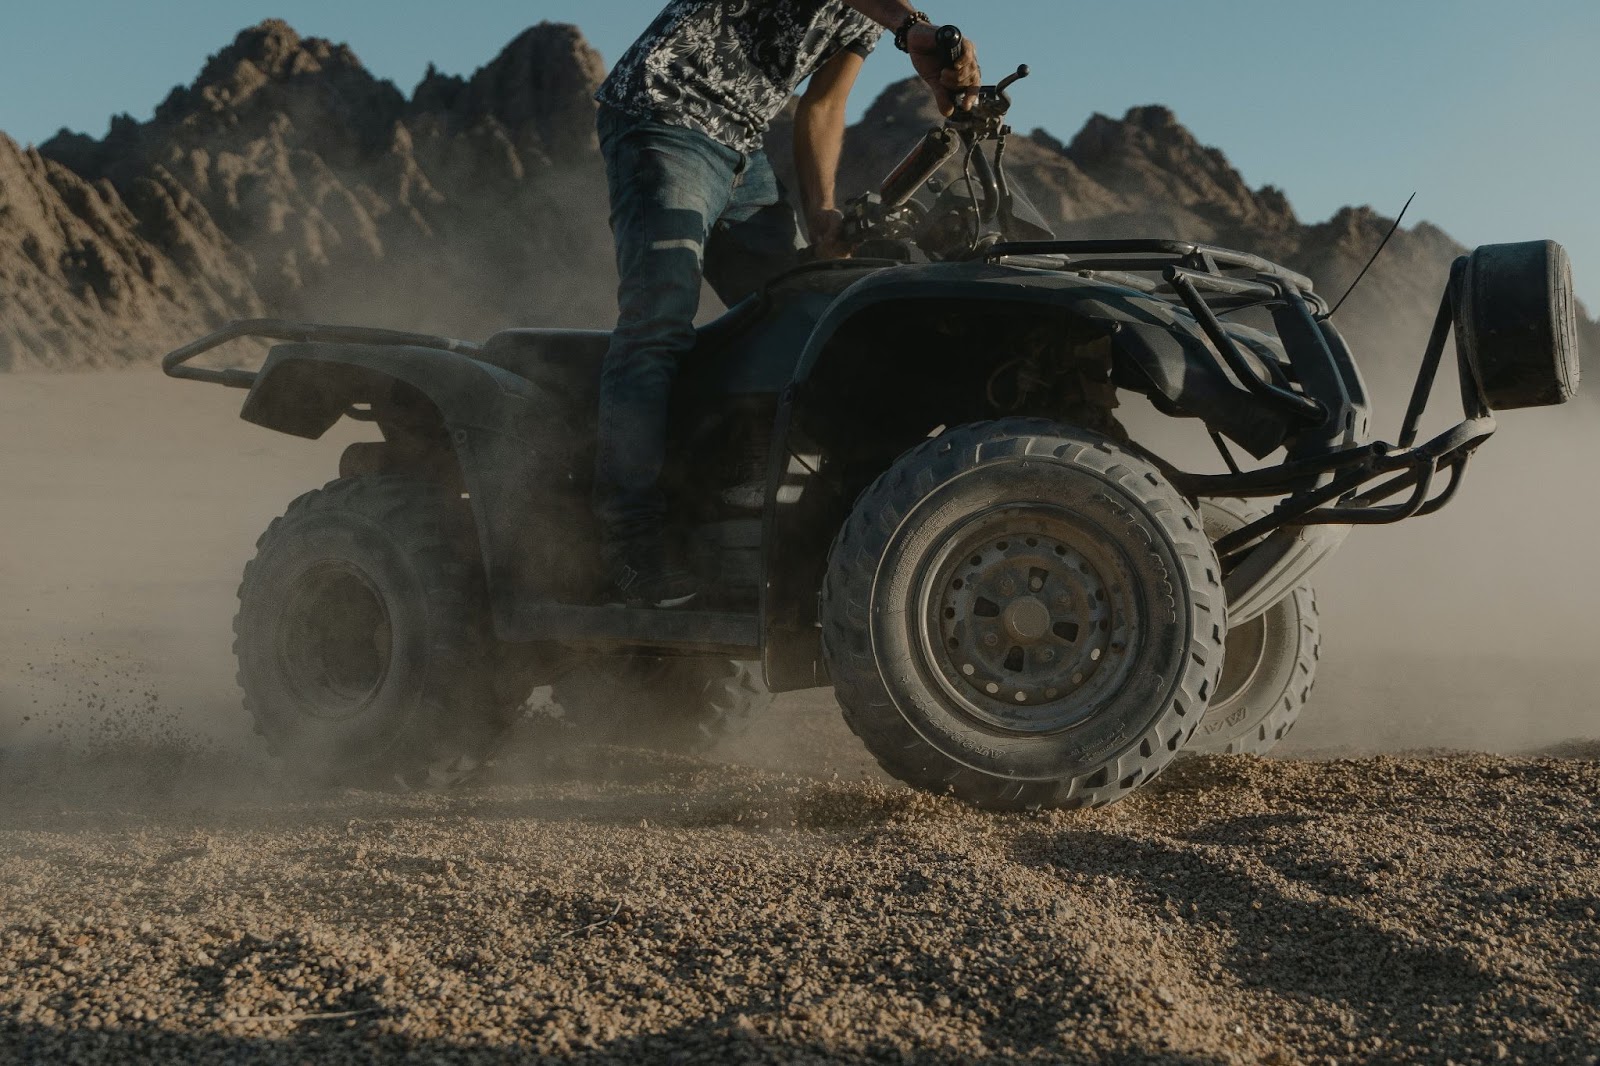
left=476, top=329, right=610, bottom=399
left=477, top=294, right=771, bottom=394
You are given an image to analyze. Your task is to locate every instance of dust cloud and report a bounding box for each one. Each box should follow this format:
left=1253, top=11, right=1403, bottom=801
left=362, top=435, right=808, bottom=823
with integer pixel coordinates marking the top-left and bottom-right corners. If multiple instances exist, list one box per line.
left=1, top=352, right=1596, bottom=774
left=0, top=373, right=365, bottom=763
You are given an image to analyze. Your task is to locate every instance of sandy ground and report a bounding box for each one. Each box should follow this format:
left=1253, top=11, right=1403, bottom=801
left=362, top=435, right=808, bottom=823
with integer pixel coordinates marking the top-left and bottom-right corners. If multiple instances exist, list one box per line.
left=3, top=370, right=1600, bottom=1063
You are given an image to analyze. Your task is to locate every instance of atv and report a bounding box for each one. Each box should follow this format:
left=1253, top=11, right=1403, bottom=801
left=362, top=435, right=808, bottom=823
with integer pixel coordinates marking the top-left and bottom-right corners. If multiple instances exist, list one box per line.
left=164, top=35, right=1582, bottom=809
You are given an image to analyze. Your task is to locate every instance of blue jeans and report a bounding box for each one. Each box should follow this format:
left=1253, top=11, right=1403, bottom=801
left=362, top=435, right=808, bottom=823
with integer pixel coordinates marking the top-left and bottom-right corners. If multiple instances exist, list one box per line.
left=593, top=104, right=803, bottom=551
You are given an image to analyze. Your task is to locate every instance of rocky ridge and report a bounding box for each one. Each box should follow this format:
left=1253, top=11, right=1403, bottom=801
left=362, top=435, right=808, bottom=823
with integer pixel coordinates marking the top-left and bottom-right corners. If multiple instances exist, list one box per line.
left=1, top=19, right=1593, bottom=378
left=3, top=20, right=615, bottom=370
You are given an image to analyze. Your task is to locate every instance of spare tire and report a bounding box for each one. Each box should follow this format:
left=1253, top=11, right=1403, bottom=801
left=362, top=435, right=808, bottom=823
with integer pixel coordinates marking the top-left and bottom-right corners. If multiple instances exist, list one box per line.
left=1455, top=240, right=1581, bottom=410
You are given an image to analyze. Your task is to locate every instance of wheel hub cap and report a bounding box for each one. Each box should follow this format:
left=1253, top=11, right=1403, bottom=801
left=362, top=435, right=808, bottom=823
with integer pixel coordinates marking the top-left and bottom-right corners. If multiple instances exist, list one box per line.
left=277, top=562, right=394, bottom=722
left=916, top=507, right=1143, bottom=735
left=1003, top=597, right=1053, bottom=643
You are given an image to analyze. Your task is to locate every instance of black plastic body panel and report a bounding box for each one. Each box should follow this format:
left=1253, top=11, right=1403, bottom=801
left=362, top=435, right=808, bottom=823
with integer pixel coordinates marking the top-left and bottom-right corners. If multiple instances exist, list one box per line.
left=788, top=264, right=1298, bottom=457
left=243, top=342, right=572, bottom=636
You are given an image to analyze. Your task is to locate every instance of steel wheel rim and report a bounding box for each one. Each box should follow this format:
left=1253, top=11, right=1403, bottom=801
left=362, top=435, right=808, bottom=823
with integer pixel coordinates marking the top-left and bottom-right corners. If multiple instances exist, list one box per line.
left=912, top=505, right=1145, bottom=735
left=277, top=562, right=394, bottom=721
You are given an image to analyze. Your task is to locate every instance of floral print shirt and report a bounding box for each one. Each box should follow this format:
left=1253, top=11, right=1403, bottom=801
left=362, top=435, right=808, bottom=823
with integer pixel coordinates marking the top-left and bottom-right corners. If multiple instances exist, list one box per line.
left=597, top=0, right=883, bottom=152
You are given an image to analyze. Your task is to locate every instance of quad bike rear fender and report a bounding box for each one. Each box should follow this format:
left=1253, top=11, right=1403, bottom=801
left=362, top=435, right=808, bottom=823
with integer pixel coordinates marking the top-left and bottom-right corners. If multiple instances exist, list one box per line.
left=240, top=341, right=568, bottom=638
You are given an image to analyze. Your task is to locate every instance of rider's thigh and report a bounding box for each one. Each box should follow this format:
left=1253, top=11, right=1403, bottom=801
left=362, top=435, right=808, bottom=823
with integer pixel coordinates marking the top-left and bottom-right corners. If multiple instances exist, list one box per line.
left=705, top=152, right=804, bottom=305
left=603, top=120, right=744, bottom=338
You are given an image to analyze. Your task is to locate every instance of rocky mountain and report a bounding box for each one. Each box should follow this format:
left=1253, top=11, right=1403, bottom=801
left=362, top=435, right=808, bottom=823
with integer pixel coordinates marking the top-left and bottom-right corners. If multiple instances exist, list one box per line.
left=1, top=19, right=1593, bottom=388
left=3, top=20, right=616, bottom=371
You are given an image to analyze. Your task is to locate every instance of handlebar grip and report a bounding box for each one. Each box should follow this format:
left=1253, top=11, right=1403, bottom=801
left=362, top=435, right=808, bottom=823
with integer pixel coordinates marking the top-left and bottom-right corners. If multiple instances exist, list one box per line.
left=935, top=25, right=964, bottom=69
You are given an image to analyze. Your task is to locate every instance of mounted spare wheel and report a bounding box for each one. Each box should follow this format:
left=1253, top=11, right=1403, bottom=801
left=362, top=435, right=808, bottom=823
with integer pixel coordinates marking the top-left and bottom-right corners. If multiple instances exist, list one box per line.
left=821, top=419, right=1225, bottom=812
left=1183, top=499, right=1321, bottom=757
left=1455, top=240, right=1581, bottom=409
left=235, top=476, right=535, bottom=788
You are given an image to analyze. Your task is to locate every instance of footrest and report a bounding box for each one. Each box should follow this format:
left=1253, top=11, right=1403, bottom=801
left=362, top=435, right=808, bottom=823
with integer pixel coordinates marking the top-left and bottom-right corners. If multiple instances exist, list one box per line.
left=505, top=602, right=760, bottom=656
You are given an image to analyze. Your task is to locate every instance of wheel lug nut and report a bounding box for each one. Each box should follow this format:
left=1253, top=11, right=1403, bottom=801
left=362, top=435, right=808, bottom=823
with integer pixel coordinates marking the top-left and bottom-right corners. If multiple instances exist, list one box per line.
left=983, top=633, right=1000, bottom=648
left=999, top=580, right=1015, bottom=596
left=1040, top=649, right=1055, bottom=663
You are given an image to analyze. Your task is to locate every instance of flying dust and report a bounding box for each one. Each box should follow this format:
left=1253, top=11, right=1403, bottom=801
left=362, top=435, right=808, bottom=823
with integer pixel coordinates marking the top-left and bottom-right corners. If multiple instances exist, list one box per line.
left=0, top=339, right=1594, bottom=792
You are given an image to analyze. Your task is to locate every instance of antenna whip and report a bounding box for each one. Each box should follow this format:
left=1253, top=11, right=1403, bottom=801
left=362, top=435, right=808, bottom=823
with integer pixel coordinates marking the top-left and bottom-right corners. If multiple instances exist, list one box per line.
left=1323, top=191, right=1417, bottom=320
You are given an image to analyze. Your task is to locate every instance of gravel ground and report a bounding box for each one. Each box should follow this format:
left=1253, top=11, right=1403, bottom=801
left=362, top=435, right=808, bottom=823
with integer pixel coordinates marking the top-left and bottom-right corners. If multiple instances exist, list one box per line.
left=3, top=717, right=1600, bottom=1066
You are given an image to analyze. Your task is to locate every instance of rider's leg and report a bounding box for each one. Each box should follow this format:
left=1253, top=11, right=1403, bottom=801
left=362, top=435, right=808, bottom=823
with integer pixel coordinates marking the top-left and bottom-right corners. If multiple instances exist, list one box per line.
left=594, top=105, right=741, bottom=606
left=703, top=151, right=807, bottom=512
left=702, top=148, right=806, bottom=307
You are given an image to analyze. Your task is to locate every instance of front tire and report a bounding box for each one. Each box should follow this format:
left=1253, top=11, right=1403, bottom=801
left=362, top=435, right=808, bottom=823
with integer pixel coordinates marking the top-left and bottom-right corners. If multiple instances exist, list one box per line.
left=1184, top=499, right=1321, bottom=756
left=234, top=476, right=521, bottom=787
left=821, top=420, right=1225, bottom=811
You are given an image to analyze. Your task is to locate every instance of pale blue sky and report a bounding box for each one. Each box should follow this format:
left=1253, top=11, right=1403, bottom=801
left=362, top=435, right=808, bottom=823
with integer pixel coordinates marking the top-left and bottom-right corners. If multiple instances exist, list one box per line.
left=2, top=1, right=1595, bottom=308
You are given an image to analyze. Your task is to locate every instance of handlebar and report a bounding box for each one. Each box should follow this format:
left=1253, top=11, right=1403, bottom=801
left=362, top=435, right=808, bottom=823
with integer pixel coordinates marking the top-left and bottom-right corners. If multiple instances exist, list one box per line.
left=935, top=25, right=965, bottom=69
left=845, top=32, right=1029, bottom=253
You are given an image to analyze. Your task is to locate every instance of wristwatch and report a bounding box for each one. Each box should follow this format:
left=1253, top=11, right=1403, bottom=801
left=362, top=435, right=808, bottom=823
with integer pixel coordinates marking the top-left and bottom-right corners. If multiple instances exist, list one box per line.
left=893, top=10, right=931, bottom=52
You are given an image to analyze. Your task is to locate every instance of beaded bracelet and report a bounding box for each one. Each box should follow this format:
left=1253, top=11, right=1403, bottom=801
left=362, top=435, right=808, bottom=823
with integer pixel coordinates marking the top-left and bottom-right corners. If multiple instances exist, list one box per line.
left=893, top=10, right=932, bottom=52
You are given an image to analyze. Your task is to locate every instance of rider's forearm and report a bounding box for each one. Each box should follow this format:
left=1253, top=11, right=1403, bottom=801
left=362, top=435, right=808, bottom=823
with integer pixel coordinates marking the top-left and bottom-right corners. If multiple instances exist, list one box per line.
left=839, top=0, right=922, bottom=31
left=793, top=94, right=849, bottom=221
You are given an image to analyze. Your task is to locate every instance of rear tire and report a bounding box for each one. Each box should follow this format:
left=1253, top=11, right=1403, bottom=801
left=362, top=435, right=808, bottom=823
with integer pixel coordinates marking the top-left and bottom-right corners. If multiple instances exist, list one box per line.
left=551, top=658, right=771, bottom=754
left=1184, top=586, right=1318, bottom=756
left=234, top=476, right=522, bottom=787
left=821, top=419, right=1225, bottom=811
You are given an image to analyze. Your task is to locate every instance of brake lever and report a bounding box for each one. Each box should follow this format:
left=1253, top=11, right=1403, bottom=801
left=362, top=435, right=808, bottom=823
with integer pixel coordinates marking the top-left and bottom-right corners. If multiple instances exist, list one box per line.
left=994, top=64, right=1030, bottom=106
left=942, top=66, right=1030, bottom=133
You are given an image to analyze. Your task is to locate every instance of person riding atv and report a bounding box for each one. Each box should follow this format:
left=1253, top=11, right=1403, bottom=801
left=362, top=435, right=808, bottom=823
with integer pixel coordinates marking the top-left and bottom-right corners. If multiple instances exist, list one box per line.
left=592, top=1, right=983, bottom=608
left=163, top=20, right=1580, bottom=809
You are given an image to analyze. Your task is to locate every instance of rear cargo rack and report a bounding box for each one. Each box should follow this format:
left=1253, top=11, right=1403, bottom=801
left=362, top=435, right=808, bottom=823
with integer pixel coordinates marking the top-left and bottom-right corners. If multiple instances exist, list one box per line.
left=162, top=318, right=481, bottom=389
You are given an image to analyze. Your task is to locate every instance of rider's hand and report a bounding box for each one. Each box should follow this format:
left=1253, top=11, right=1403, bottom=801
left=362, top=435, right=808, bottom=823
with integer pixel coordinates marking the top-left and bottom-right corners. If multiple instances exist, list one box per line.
left=808, top=208, right=851, bottom=260
left=905, top=24, right=981, bottom=117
